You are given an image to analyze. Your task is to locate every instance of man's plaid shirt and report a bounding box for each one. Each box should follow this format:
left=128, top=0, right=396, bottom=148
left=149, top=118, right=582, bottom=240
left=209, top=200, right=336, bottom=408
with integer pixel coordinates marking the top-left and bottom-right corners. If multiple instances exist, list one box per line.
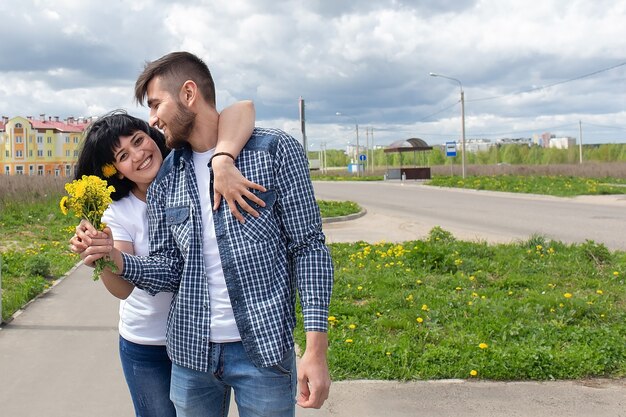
left=120, top=127, right=333, bottom=371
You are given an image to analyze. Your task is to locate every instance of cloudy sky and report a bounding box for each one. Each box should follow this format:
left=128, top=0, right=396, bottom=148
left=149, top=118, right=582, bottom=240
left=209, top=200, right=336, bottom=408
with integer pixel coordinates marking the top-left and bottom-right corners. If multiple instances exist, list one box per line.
left=1, top=0, right=625, bottom=150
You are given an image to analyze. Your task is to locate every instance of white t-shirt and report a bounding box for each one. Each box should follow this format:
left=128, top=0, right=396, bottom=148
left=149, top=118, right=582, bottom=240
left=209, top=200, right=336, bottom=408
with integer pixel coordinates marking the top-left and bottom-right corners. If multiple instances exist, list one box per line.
left=101, top=193, right=173, bottom=345
left=193, top=149, right=241, bottom=342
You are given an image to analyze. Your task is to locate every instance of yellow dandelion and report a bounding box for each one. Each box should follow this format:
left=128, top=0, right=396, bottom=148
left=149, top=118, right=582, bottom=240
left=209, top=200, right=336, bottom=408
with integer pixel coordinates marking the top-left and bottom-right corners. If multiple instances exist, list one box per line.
left=467, top=301, right=473, bottom=306
left=421, top=304, right=429, bottom=311
left=564, top=293, right=573, bottom=299
left=596, top=289, right=603, bottom=295
left=559, top=303, right=564, bottom=307
left=469, top=275, right=475, bottom=281
left=405, top=294, right=414, bottom=301
left=386, top=352, right=392, bottom=356
left=416, top=280, right=423, bottom=285
left=479, top=343, right=488, bottom=349
left=348, top=324, right=357, bottom=329
left=101, top=163, right=117, bottom=178
left=508, top=291, right=513, bottom=296
left=416, top=317, right=424, bottom=323
left=455, top=287, right=462, bottom=291
left=345, top=339, right=353, bottom=343
left=376, top=312, right=382, bottom=317
left=327, top=316, right=337, bottom=322
left=59, top=196, right=69, bottom=215
left=613, top=271, right=619, bottom=277
left=357, top=286, right=363, bottom=291
left=470, top=370, right=478, bottom=377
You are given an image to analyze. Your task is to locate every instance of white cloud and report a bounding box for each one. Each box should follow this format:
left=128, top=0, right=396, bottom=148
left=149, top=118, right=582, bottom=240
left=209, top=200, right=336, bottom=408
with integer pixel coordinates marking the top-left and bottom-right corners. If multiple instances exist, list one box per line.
left=0, top=0, right=624, bottom=149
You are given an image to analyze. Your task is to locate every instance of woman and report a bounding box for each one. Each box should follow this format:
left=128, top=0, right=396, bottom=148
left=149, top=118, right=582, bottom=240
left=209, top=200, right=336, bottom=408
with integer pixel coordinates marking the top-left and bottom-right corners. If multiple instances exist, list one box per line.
left=71, top=102, right=260, bottom=417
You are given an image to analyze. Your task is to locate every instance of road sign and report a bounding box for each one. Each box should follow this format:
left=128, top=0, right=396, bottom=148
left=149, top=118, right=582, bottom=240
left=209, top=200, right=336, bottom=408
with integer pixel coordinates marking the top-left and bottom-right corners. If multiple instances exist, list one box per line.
left=445, top=142, right=457, bottom=157
left=359, top=154, right=367, bottom=161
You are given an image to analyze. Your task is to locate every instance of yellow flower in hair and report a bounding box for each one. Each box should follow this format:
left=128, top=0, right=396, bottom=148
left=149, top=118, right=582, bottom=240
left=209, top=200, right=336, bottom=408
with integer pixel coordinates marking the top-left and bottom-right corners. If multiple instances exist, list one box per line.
left=102, top=163, right=117, bottom=178
left=59, top=196, right=69, bottom=215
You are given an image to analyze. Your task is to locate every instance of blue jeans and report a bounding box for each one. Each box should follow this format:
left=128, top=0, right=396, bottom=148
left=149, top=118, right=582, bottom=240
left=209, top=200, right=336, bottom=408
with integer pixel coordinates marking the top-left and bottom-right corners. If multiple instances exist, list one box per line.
left=170, top=341, right=296, bottom=417
left=119, top=336, right=177, bottom=417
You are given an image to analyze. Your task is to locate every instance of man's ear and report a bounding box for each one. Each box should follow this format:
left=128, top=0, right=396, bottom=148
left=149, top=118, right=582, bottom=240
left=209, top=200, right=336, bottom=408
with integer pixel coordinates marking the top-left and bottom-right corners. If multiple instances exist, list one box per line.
left=180, top=80, right=198, bottom=106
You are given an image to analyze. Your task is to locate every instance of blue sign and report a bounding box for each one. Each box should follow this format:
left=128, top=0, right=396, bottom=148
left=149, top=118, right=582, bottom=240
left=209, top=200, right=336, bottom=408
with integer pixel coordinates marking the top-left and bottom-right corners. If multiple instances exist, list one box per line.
left=445, top=142, right=457, bottom=157
left=359, top=154, right=367, bottom=161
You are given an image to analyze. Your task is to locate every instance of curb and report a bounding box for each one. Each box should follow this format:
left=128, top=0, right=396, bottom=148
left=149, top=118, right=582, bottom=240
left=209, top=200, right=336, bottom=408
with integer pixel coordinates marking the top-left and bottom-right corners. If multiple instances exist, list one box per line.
left=0, top=261, right=83, bottom=328
left=322, top=208, right=367, bottom=224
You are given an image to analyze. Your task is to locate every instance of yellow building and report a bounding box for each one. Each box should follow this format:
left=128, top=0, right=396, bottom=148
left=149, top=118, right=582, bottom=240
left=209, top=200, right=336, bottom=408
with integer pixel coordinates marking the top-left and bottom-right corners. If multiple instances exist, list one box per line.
left=0, top=115, right=91, bottom=177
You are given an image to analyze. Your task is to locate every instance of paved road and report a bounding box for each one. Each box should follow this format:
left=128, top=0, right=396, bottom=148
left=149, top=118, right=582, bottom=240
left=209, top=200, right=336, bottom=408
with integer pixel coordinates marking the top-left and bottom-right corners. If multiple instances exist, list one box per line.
left=314, top=181, right=626, bottom=250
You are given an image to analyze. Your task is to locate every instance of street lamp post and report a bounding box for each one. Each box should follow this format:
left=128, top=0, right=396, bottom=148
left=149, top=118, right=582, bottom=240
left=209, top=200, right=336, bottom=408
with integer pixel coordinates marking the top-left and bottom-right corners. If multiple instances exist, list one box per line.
left=336, top=112, right=360, bottom=176
left=429, top=72, right=466, bottom=179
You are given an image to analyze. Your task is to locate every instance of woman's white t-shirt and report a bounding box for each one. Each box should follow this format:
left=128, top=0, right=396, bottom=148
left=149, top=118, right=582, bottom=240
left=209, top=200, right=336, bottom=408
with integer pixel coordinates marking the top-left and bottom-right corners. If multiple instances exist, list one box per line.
left=101, top=193, right=173, bottom=345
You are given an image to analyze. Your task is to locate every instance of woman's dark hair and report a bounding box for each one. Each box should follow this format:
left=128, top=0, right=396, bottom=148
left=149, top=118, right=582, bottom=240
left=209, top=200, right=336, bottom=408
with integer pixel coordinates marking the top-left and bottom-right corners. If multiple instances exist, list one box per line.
left=75, top=110, right=169, bottom=201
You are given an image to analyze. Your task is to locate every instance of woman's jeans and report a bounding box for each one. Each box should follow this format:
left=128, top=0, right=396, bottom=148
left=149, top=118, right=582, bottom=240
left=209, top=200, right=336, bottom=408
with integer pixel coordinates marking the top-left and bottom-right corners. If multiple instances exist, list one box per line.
left=170, top=341, right=297, bottom=417
left=119, top=336, right=177, bottom=417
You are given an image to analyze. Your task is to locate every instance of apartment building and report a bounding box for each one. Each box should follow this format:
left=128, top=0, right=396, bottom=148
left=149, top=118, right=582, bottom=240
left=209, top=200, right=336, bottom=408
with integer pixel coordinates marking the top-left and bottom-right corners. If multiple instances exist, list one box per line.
left=0, top=114, right=91, bottom=177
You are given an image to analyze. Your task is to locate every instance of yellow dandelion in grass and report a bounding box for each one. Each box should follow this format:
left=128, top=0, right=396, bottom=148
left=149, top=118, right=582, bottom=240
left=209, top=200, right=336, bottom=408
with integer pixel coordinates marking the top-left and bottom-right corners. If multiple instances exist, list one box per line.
left=345, top=339, right=353, bottom=343
left=467, top=301, right=473, bottom=306
left=357, top=286, right=363, bottom=291
left=469, top=275, right=475, bottom=281
left=455, top=287, right=463, bottom=291
left=601, top=314, right=605, bottom=318
left=376, top=312, right=382, bottom=317
left=613, top=271, right=620, bottom=277
left=470, top=370, right=478, bottom=377
left=101, top=163, right=117, bottom=178
left=596, top=289, right=603, bottom=295
left=386, top=352, right=392, bottom=356
left=348, top=324, right=357, bottom=330
left=564, top=293, right=573, bottom=299
left=416, top=279, right=423, bottom=285
left=405, top=294, right=414, bottom=302
left=328, top=316, right=337, bottom=323
left=479, top=343, right=489, bottom=349
left=416, top=317, right=424, bottom=323
left=421, top=304, right=429, bottom=311
left=472, top=292, right=479, bottom=298
left=587, top=301, right=594, bottom=305
left=508, top=291, right=513, bottom=296
left=536, top=244, right=543, bottom=251
left=559, top=303, right=564, bottom=308
left=550, top=308, right=555, bottom=313
left=454, top=258, right=463, bottom=266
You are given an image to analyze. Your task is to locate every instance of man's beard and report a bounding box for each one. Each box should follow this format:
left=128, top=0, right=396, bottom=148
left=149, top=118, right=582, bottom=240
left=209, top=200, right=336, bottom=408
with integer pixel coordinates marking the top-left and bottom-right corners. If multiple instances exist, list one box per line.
left=165, top=101, right=196, bottom=149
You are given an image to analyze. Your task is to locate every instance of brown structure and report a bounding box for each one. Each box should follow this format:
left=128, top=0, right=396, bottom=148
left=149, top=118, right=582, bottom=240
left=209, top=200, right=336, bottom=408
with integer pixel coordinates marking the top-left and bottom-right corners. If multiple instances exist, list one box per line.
left=383, top=138, right=433, bottom=180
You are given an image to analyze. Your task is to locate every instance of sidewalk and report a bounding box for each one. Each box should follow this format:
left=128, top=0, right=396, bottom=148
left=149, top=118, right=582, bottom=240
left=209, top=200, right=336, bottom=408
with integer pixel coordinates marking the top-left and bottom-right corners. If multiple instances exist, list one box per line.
left=1, top=263, right=625, bottom=416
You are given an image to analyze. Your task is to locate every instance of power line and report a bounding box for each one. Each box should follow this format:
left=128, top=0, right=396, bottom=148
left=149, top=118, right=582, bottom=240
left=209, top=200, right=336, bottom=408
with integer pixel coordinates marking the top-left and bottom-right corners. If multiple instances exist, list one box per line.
left=467, top=61, right=626, bottom=103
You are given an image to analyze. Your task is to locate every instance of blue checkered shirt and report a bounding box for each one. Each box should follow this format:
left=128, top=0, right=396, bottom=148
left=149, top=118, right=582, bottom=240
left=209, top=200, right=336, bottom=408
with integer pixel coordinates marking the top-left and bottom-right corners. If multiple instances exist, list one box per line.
left=120, top=127, right=333, bottom=371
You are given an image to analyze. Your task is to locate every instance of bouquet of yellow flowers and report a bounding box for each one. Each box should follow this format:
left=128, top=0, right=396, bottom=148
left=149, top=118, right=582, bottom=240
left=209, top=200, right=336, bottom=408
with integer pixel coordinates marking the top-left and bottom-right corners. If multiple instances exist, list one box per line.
left=60, top=175, right=116, bottom=280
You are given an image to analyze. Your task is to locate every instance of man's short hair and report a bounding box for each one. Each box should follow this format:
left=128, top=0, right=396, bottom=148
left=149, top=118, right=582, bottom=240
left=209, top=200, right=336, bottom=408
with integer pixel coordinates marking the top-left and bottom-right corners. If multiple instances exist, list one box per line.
left=135, top=51, right=216, bottom=107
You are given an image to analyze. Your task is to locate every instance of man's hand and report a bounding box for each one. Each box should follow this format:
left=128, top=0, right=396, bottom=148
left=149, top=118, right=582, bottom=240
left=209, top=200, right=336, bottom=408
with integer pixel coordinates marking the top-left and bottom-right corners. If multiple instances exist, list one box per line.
left=211, top=155, right=266, bottom=223
left=297, top=332, right=331, bottom=409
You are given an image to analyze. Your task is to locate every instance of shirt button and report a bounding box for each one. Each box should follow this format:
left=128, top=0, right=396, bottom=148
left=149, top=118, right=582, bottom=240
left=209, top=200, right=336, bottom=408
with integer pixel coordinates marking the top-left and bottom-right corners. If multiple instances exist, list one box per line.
left=203, top=303, right=208, bottom=310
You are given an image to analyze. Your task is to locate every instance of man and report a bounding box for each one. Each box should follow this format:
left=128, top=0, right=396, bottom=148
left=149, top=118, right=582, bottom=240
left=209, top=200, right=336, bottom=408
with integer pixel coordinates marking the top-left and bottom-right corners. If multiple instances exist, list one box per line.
left=83, top=51, right=333, bottom=416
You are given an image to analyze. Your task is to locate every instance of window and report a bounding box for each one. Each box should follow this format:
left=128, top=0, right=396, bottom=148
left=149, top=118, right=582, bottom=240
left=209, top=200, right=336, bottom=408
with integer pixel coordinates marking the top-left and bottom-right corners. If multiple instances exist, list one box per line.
left=16, top=150, right=23, bottom=158
left=29, top=165, right=34, bottom=175
left=29, top=150, right=33, bottom=157
left=37, top=136, right=43, bottom=144
left=37, top=150, right=43, bottom=157
left=4, top=166, right=9, bottom=175
left=65, top=136, right=70, bottom=143
left=47, top=137, right=52, bottom=143
left=16, top=166, right=24, bottom=175
left=65, top=165, right=71, bottom=177
left=15, top=123, right=22, bottom=128
left=74, top=137, right=79, bottom=143
left=15, top=136, right=23, bottom=143
left=47, top=150, right=52, bottom=157
left=74, top=150, right=79, bottom=157
left=37, top=165, right=44, bottom=175
left=5, top=150, right=9, bottom=157
left=66, top=150, right=70, bottom=157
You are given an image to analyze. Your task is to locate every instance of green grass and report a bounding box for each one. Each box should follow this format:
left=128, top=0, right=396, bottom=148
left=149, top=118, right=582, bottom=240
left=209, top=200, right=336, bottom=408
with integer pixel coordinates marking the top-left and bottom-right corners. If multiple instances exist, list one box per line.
left=317, top=200, right=361, bottom=218
left=296, top=228, right=626, bottom=381
left=1, top=197, right=80, bottom=321
left=427, top=175, right=626, bottom=196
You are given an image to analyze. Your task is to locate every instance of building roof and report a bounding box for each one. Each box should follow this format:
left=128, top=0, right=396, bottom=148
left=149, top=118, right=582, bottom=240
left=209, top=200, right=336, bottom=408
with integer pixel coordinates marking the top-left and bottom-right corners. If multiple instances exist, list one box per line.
left=384, top=137, right=433, bottom=153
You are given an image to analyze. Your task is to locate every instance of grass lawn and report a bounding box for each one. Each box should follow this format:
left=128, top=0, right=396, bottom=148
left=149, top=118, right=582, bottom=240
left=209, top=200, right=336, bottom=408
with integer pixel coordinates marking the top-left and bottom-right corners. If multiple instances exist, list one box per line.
left=296, top=228, right=626, bottom=381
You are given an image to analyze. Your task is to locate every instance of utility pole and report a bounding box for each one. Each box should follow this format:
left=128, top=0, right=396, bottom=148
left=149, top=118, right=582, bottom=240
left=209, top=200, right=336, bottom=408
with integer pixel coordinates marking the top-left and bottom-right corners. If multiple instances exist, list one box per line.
left=298, top=97, right=308, bottom=154
left=579, top=120, right=583, bottom=164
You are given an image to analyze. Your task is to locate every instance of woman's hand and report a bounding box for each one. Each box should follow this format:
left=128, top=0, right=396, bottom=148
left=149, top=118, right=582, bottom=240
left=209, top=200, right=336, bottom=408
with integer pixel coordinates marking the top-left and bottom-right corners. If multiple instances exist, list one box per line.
left=69, top=220, right=113, bottom=267
left=211, top=155, right=267, bottom=223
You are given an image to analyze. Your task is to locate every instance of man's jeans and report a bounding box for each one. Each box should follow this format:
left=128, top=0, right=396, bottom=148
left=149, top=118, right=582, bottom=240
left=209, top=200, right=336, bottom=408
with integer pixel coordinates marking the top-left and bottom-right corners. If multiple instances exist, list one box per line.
left=119, top=336, right=177, bottom=417
left=170, top=341, right=297, bottom=417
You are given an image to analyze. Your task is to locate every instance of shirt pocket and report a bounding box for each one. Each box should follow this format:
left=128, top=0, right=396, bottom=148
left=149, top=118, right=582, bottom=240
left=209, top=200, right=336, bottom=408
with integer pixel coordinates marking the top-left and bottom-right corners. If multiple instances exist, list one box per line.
left=165, top=206, right=191, bottom=250
left=239, top=189, right=279, bottom=242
